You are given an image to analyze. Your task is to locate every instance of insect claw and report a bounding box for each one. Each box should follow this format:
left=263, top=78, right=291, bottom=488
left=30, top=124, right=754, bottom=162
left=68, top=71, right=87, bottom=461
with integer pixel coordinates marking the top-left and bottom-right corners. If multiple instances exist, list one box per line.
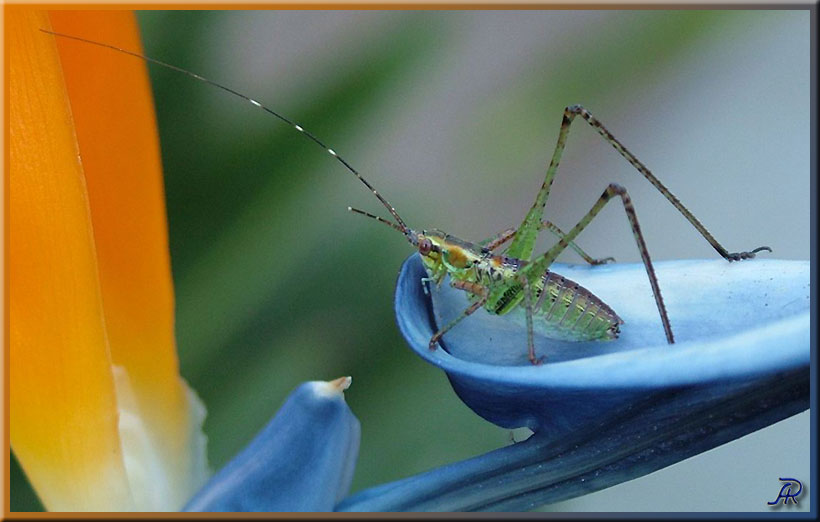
left=420, top=277, right=431, bottom=295
left=529, top=354, right=547, bottom=366
left=726, top=246, right=772, bottom=262
left=428, top=338, right=440, bottom=351
left=592, top=256, right=616, bottom=265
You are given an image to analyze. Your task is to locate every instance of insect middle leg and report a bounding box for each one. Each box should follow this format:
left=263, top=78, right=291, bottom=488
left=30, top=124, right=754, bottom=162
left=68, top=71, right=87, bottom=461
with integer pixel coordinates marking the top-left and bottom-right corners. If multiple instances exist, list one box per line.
left=429, top=280, right=489, bottom=351
left=521, top=182, right=675, bottom=344
left=504, top=104, right=770, bottom=263
left=481, top=221, right=614, bottom=265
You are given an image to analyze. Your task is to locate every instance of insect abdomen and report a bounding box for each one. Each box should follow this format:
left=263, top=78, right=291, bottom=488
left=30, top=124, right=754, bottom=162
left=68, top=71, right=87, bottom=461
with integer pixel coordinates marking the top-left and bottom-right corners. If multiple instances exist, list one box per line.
left=472, top=255, right=621, bottom=342
left=530, top=271, right=622, bottom=341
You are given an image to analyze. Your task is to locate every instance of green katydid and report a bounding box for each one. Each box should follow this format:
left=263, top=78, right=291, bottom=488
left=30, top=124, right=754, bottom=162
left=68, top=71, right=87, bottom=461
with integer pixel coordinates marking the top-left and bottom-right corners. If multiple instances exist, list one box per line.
left=45, top=30, right=772, bottom=365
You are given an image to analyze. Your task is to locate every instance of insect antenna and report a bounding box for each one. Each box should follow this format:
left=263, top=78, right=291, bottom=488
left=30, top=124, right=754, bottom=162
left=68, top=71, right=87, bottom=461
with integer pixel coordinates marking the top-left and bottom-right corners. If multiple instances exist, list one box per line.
left=347, top=207, right=404, bottom=233
left=41, top=28, right=411, bottom=234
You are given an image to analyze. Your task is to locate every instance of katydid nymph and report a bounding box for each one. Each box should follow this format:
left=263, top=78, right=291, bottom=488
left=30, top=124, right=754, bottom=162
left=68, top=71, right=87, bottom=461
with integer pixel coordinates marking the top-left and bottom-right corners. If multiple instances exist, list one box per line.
left=45, top=30, right=772, bottom=365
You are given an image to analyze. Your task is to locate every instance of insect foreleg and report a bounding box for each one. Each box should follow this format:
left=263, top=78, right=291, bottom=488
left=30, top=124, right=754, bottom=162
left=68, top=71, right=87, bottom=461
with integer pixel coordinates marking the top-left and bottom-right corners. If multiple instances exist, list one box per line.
left=522, top=183, right=674, bottom=344
left=428, top=281, right=489, bottom=351
left=481, top=222, right=614, bottom=265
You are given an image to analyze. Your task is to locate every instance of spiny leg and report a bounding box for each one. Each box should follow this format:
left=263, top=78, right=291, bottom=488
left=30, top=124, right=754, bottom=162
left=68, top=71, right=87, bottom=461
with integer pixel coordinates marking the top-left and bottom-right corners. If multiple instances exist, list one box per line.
left=480, top=227, right=518, bottom=250
left=519, top=275, right=544, bottom=365
left=429, top=280, right=489, bottom=351
left=504, top=104, right=770, bottom=263
left=540, top=221, right=615, bottom=265
left=522, top=183, right=675, bottom=344
left=481, top=222, right=614, bottom=265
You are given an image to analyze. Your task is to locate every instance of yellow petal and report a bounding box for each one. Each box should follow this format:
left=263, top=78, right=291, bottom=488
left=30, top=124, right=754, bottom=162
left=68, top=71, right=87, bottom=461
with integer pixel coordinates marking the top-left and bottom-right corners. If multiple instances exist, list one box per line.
left=8, top=7, right=134, bottom=511
left=49, top=10, right=208, bottom=509
left=10, top=8, right=207, bottom=510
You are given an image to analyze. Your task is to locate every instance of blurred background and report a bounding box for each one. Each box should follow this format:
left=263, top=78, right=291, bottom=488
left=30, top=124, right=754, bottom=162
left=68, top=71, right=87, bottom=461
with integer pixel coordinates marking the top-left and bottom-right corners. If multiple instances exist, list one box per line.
left=12, top=10, right=810, bottom=512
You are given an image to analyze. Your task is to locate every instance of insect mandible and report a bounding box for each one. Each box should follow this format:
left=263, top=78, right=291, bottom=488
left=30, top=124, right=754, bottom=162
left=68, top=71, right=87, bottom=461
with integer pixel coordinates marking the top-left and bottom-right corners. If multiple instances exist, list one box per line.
left=45, top=29, right=772, bottom=365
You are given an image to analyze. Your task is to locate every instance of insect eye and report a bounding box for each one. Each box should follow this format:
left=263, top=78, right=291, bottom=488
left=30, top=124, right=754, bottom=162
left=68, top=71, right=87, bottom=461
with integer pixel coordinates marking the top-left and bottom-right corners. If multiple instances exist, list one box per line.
left=419, top=238, right=432, bottom=255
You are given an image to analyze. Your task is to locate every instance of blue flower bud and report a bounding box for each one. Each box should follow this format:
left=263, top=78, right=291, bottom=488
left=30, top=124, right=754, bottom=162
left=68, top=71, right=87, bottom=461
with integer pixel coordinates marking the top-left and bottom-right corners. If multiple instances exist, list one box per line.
left=185, top=377, right=359, bottom=512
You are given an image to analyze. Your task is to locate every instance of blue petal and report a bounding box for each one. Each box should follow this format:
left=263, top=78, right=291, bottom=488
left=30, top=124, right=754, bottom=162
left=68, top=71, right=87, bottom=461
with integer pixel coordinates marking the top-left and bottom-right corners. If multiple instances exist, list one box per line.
left=394, top=255, right=808, bottom=434
left=337, top=365, right=806, bottom=511
left=333, top=255, right=809, bottom=511
left=184, top=378, right=360, bottom=512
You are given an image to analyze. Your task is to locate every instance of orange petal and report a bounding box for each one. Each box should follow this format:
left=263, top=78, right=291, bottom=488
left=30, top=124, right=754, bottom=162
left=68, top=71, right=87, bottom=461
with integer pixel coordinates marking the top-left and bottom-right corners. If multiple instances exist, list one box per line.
left=49, top=10, right=207, bottom=508
left=8, top=7, right=134, bottom=510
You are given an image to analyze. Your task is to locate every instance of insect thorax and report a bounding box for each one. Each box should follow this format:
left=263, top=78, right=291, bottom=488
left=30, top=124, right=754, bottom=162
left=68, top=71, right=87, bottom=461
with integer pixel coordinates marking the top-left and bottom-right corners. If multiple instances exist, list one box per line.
left=418, top=230, right=622, bottom=342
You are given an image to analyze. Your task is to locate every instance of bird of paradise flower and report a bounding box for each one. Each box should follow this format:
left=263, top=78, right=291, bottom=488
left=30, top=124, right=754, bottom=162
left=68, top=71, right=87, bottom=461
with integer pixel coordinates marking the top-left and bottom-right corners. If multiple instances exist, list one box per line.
left=8, top=9, right=362, bottom=511
left=7, top=7, right=810, bottom=514
left=9, top=9, right=210, bottom=510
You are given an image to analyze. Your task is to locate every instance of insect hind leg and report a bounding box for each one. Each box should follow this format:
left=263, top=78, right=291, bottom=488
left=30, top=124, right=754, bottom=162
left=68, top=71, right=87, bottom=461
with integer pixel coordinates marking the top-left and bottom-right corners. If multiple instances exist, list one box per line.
left=565, top=105, right=771, bottom=261
left=522, top=183, right=675, bottom=344
left=539, top=221, right=615, bottom=265
left=480, top=222, right=615, bottom=265
left=519, top=275, right=546, bottom=365
left=505, top=105, right=770, bottom=263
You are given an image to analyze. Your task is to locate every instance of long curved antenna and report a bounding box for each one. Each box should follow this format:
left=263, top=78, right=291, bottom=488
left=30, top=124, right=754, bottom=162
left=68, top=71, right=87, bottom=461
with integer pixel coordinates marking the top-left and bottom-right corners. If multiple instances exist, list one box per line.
left=348, top=207, right=404, bottom=233
left=41, top=28, right=410, bottom=233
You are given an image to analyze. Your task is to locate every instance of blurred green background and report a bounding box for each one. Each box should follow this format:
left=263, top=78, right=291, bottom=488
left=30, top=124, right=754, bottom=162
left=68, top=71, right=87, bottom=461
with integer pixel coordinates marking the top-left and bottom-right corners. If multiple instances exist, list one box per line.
left=12, top=10, right=810, bottom=512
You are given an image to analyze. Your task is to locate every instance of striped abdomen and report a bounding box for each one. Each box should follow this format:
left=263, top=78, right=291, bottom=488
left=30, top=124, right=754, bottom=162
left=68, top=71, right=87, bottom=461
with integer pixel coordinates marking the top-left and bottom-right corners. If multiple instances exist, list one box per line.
left=483, top=265, right=623, bottom=342
left=524, top=270, right=623, bottom=341
left=447, top=244, right=622, bottom=342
